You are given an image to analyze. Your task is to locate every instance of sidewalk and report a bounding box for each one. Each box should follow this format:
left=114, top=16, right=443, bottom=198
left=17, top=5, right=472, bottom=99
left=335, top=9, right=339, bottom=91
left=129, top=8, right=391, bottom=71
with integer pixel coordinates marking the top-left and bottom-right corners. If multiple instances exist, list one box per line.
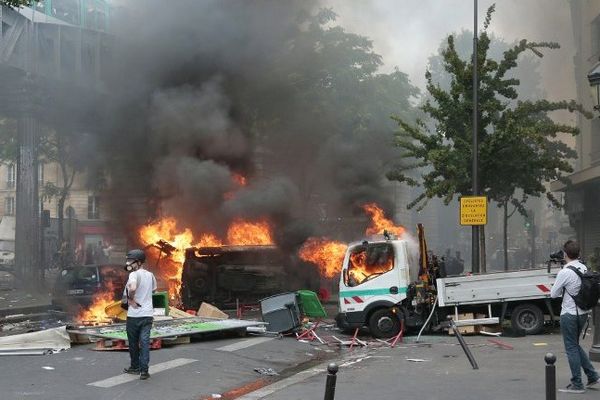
left=0, top=271, right=55, bottom=316
left=245, top=331, right=600, bottom=400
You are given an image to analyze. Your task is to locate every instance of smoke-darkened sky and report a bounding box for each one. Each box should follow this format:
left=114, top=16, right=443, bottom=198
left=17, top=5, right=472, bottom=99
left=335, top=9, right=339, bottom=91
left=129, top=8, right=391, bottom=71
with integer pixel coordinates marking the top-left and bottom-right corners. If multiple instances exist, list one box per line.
left=325, top=0, right=576, bottom=100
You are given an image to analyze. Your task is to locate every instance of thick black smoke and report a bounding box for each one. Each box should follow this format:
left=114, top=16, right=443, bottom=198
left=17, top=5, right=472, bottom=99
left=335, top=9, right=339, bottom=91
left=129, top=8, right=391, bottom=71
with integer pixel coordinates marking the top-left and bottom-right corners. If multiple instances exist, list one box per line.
left=100, top=0, right=411, bottom=247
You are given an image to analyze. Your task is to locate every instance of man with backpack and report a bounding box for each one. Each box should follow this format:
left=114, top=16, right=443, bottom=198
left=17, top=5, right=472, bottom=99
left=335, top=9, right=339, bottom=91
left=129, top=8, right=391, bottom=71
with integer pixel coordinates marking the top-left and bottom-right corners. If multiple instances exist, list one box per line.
left=550, top=240, right=600, bottom=393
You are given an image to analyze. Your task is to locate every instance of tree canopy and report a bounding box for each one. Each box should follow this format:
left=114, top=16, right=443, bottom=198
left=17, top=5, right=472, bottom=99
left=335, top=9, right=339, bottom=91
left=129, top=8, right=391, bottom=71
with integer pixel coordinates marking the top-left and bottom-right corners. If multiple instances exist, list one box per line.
left=388, top=5, right=588, bottom=214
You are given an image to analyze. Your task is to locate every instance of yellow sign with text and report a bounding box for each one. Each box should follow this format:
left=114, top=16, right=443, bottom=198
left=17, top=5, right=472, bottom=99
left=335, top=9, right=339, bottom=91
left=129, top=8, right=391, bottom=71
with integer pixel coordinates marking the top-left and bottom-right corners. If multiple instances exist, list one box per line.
left=460, top=196, right=488, bottom=226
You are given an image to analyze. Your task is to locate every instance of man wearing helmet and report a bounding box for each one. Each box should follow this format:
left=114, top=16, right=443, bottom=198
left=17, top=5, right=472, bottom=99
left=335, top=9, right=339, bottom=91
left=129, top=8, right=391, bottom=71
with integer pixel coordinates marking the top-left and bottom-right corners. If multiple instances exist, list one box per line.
left=122, top=249, right=157, bottom=380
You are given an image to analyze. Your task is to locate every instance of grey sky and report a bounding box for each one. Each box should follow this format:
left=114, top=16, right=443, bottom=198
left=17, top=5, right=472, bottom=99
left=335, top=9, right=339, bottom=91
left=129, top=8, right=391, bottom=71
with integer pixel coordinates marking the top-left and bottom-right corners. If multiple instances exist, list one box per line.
left=325, top=0, right=576, bottom=101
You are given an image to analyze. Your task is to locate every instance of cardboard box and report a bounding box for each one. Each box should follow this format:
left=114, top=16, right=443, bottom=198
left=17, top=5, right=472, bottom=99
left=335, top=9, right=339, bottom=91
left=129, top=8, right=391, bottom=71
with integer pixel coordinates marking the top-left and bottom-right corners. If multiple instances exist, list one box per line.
left=448, top=313, right=480, bottom=336
left=197, top=302, right=229, bottom=320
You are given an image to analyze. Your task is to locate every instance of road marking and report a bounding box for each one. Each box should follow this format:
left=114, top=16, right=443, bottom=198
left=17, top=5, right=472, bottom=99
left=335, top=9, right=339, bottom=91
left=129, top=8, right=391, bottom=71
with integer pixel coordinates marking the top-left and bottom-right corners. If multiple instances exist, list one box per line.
left=216, top=337, right=274, bottom=352
left=87, top=358, right=197, bottom=388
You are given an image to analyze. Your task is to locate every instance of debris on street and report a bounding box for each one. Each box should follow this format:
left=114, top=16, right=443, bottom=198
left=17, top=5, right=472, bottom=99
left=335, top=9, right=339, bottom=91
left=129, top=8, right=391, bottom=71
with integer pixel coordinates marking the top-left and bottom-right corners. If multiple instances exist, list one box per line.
left=0, top=326, right=70, bottom=355
left=253, top=367, right=278, bottom=376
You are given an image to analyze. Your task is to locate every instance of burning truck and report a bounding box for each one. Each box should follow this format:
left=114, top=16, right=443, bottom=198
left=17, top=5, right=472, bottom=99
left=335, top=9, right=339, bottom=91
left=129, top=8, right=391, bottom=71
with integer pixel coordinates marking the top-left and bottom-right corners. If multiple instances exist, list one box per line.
left=180, top=245, right=317, bottom=310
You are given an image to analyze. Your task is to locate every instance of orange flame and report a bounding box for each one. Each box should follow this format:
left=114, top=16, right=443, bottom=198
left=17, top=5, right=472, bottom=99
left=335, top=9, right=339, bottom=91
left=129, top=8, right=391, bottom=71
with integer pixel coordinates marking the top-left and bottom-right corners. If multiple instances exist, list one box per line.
left=299, top=203, right=403, bottom=279
left=137, top=217, right=273, bottom=300
left=227, top=220, right=273, bottom=245
left=298, top=238, right=347, bottom=278
left=347, top=248, right=393, bottom=285
left=76, top=281, right=117, bottom=323
left=362, top=203, right=405, bottom=236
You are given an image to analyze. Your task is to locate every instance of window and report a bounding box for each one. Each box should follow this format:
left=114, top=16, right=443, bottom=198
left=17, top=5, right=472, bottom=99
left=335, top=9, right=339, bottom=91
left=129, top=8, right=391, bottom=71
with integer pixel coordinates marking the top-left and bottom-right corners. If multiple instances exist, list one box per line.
left=4, top=197, right=15, bottom=216
left=6, top=164, right=15, bottom=189
left=593, top=14, right=600, bottom=57
left=38, top=162, right=44, bottom=185
left=87, top=196, right=100, bottom=219
left=344, top=243, right=395, bottom=287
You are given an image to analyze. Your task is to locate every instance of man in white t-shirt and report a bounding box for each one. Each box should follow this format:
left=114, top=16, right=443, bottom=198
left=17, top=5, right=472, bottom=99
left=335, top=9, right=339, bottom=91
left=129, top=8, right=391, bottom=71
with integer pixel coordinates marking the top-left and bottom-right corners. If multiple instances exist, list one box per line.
left=122, top=249, right=157, bottom=380
left=550, top=240, right=599, bottom=393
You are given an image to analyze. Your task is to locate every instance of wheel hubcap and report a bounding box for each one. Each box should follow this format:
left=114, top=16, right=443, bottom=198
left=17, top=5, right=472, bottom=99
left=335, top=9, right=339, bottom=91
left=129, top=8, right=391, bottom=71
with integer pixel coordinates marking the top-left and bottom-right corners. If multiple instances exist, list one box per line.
left=519, top=311, right=536, bottom=329
left=378, top=316, right=394, bottom=332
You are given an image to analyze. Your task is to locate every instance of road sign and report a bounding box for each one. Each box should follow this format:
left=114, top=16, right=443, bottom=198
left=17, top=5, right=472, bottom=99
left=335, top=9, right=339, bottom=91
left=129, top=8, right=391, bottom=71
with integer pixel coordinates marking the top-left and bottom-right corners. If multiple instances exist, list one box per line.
left=460, top=196, right=487, bottom=226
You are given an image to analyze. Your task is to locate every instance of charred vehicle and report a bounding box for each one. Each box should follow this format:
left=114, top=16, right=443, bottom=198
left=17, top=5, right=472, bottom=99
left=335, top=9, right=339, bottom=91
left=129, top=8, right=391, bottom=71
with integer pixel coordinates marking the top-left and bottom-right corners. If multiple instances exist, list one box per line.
left=180, top=245, right=317, bottom=310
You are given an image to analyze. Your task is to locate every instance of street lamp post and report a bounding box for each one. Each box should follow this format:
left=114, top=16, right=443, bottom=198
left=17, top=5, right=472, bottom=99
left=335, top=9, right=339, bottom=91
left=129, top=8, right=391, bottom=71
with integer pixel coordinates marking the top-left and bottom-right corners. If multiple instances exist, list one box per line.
left=472, top=0, right=480, bottom=273
left=586, top=62, right=600, bottom=362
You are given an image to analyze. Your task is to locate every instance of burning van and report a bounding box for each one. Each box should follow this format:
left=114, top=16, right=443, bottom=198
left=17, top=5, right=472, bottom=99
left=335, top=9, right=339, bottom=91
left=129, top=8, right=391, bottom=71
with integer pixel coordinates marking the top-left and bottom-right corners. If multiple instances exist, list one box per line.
left=181, top=245, right=293, bottom=310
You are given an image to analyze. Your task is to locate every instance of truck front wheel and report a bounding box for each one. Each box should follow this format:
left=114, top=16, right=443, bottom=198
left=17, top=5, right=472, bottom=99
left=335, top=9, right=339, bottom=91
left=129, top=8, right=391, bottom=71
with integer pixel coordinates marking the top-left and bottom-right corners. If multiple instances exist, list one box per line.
left=368, top=308, right=401, bottom=338
left=511, top=303, right=544, bottom=335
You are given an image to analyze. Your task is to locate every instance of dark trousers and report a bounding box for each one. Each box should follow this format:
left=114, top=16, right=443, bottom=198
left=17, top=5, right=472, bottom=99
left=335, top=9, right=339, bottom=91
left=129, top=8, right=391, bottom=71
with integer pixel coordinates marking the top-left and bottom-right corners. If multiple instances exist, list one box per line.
left=560, top=313, right=599, bottom=388
left=126, top=316, right=153, bottom=372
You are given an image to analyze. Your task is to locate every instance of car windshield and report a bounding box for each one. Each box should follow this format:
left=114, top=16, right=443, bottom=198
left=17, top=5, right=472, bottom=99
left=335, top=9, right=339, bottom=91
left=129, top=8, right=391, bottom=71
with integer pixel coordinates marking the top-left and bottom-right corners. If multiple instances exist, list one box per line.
left=345, top=243, right=394, bottom=287
left=59, top=266, right=99, bottom=285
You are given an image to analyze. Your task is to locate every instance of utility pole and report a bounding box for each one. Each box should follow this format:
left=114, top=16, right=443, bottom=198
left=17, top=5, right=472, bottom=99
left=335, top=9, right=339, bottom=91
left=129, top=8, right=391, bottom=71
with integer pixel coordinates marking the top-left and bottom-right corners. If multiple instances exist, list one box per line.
left=471, top=0, right=480, bottom=273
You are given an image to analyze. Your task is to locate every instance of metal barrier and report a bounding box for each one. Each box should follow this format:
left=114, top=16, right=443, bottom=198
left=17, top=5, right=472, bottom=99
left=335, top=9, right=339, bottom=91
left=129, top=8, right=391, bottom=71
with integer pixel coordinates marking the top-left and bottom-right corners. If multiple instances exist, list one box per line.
left=545, top=353, right=556, bottom=400
left=323, top=363, right=338, bottom=400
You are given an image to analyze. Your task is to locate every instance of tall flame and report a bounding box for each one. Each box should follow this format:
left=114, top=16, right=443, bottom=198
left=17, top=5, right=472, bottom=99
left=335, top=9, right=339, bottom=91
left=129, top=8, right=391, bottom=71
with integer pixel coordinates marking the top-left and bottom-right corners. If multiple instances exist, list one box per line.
left=298, top=238, right=347, bottom=278
left=227, top=219, right=273, bottom=245
left=299, top=203, right=404, bottom=279
left=138, top=217, right=274, bottom=300
left=362, top=203, right=405, bottom=236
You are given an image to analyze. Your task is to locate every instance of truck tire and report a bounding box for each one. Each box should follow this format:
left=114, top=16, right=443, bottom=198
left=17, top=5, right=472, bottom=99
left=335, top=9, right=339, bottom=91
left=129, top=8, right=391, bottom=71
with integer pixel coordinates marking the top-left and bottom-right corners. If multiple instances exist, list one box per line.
left=368, top=308, right=401, bottom=338
left=511, top=303, right=544, bottom=335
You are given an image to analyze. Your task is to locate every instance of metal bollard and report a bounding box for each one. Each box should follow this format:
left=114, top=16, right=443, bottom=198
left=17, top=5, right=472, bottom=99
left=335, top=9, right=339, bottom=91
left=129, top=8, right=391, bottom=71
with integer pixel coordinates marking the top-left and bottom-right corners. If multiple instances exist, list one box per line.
left=323, top=363, right=338, bottom=400
left=545, top=353, right=556, bottom=400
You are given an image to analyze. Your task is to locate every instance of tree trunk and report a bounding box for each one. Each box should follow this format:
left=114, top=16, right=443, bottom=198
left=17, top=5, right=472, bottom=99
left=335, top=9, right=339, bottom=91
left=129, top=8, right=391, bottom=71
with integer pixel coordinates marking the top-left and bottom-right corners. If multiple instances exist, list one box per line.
left=503, top=202, right=509, bottom=271
left=15, top=116, right=40, bottom=288
left=57, top=194, right=65, bottom=250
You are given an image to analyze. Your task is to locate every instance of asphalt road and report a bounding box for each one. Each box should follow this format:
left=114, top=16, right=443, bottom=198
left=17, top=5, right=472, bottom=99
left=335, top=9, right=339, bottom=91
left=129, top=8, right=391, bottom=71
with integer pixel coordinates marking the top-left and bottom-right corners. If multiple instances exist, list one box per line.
left=1, top=327, right=599, bottom=400
left=0, top=331, right=331, bottom=400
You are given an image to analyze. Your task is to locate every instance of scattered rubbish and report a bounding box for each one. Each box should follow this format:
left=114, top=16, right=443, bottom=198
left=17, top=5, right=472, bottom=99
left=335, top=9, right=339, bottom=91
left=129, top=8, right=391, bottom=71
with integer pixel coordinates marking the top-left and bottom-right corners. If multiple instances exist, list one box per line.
left=487, top=339, right=514, bottom=350
left=533, top=343, right=548, bottom=346
left=211, top=394, right=222, bottom=399
left=340, top=356, right=371, bottom=367
left=479, top=330, right=502, bottom=337
left=247, top=326, right=267, bottom=334
left=332, top=335, right=367, bottom=347
left=406, top=358, right=429, bottom=362
left=0, top=326, right=70, bottom=355
left=198, top=303, right=229, bottom=320
left=42, top=366, right=55, bottom=370
left=443, top=355, right=457, bottom=358
left=305, top=353, right=314, bottom=356
left=254, top=367, right=278, bottom=376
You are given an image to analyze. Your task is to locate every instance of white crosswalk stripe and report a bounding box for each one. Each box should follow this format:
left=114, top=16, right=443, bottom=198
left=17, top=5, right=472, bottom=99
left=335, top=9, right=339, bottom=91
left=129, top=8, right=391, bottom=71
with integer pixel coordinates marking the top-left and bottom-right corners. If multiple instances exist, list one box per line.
left=88, top=358, right=197, bottom=388
left=216, top=337, right=275, bottom=352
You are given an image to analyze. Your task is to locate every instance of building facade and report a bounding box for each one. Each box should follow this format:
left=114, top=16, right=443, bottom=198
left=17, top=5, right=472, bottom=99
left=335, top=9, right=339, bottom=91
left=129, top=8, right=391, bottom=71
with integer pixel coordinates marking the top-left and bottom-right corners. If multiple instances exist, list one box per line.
left=551, top=1, right=600, bottom=265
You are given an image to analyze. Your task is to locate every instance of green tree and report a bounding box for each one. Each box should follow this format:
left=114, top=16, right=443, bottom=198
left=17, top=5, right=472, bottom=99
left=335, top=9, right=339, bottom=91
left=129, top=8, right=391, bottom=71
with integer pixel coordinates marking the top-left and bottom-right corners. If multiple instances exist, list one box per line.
left=388, top=5, right=588, bottom=271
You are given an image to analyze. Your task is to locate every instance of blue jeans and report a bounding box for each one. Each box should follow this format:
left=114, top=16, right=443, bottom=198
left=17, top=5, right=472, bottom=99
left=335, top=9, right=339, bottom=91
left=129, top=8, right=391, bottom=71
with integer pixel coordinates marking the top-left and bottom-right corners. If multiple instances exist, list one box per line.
left=560, top=313, right=599, bottom=388
left=126, top=317, right=153, bottom=372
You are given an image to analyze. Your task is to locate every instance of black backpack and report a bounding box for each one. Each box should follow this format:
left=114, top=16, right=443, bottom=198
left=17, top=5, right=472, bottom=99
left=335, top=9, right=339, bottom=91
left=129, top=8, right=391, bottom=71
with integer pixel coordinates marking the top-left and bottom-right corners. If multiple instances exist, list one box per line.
left=567, top=266, right=600, bottom=310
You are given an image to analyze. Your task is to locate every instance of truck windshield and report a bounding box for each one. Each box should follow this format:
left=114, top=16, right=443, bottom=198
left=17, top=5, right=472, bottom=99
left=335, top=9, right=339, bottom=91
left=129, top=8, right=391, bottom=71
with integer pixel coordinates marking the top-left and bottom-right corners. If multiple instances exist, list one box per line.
left=345, top=243, right=394, bottom=287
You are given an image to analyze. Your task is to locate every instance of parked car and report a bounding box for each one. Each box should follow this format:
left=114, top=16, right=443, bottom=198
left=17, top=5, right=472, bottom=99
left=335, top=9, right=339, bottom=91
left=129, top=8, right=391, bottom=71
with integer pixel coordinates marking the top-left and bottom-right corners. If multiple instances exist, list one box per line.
left=52, top=264, right=129, bottom=312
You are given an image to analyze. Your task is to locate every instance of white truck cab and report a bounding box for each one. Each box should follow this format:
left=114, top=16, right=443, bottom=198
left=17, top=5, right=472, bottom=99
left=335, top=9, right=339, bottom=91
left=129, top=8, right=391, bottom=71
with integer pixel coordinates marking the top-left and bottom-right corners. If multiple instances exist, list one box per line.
left=336, top=237, right=416, bottom=338
left=335, top=231, right=561, bottom=338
